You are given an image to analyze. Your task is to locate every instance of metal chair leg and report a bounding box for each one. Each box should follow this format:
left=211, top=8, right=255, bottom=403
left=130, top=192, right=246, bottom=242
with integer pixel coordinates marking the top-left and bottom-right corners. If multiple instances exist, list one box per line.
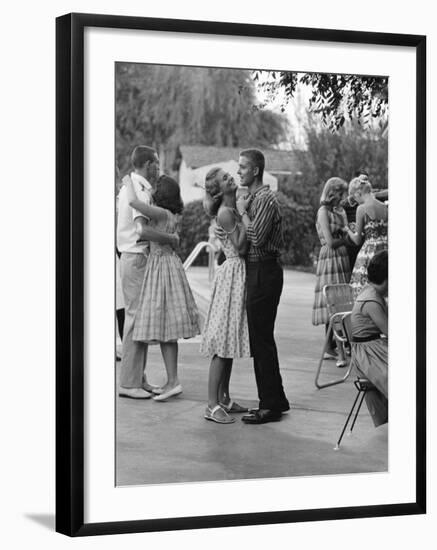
left=315, top=316, right=353, bottom=389
left=314, top=321, right=334, bottom=388
left=334, top=389, right=362, bottom=450
left=348, top=390, right=367, bottom=435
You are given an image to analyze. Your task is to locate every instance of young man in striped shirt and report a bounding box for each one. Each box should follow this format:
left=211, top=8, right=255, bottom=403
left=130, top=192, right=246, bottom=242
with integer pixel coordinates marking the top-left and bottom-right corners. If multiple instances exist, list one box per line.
left=236, top=149, right=290, bottom=424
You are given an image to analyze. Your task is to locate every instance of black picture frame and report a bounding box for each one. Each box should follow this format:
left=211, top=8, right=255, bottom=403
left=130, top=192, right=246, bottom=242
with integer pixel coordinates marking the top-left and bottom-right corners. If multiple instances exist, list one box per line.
left=56, top=12, right=426, bottom=537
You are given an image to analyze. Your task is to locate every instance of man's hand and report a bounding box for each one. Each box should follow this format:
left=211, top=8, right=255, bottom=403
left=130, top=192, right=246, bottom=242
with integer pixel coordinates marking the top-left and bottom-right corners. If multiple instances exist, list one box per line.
left=214, top=225, right=227, bottom=241
left=236, top=196, right=250, bottom=216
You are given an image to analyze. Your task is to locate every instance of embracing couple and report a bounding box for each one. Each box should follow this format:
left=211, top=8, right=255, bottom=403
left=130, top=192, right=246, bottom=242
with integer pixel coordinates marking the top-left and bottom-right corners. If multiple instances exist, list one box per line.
left=201, top=149, right=290, bottom=425
left=117, top=146, right=200, bottom=402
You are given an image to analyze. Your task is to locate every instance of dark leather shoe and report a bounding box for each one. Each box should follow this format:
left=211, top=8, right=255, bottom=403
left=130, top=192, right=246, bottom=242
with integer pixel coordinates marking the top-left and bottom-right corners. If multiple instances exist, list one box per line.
left=248, top=403, right=290, bottom=414
left=242, top=409, right=282, bottom=424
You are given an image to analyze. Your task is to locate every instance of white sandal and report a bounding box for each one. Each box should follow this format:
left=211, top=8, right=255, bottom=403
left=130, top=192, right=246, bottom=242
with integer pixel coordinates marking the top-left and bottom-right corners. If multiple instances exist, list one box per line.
left=204, top=405, right=235, bottom=424
left=219, top=400, right=248, bottom=413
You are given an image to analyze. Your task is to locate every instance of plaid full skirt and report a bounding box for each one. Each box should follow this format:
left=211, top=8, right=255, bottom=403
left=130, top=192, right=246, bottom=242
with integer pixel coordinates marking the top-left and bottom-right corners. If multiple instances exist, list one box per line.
left=133, top=250, right=200, bottom=343
left=312, top=244, right=351, bottom=325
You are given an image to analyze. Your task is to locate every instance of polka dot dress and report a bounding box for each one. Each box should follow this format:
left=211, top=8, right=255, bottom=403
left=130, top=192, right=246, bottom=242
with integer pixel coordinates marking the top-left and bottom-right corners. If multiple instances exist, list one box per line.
left=200, top=236, right=251, bottom=359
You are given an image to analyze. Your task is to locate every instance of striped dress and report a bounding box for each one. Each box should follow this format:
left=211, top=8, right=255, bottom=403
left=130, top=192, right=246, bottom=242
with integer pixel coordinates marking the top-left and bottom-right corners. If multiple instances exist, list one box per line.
left=312, top=207, right=351, bottom=325
left=133, top=210, right=200, bottom=343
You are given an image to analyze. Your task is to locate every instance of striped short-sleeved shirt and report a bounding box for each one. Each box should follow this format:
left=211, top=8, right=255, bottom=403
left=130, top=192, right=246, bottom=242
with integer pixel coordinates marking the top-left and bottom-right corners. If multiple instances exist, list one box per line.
left=245, top=185, right=283, bottom=262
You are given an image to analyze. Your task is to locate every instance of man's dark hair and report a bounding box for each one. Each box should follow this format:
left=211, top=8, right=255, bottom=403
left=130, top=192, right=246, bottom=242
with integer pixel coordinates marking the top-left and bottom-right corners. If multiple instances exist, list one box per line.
left=367, top=250, right=388, bottom=285
left=240, top=148, right=265, bottom=180
left=131, top=146, right=157, bottom=169
left=354, top=168, right=369, bottom=178
left=153, top=175, right=184, bottom=215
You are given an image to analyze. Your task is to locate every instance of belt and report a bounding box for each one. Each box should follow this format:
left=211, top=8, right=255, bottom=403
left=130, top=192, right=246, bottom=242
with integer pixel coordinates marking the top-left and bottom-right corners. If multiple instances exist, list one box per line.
left=246, top=256, right=280, bottom=265
left=352, top=334, right=381, bottom=343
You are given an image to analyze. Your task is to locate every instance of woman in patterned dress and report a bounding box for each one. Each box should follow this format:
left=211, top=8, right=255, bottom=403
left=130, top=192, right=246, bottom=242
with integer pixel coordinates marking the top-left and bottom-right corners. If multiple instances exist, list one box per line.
left=124, top=175, right=200, bottom=401
left=341, top=176, right=388, bottom=297
left=200, top=167, right=251, bottom=424
left=312, top=177, right=351, bottom=360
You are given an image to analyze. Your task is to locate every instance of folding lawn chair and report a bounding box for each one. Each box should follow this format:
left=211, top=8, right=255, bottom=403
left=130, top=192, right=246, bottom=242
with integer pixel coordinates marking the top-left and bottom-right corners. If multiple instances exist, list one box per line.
left=333, top=312, right=376, bottom=450
left=314, top=284, right=355, bottom=389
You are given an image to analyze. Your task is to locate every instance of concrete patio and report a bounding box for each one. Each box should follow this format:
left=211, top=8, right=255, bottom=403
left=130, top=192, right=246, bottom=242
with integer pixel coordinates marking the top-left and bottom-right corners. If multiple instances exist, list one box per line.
left=116, top=267, right=387, bottom=486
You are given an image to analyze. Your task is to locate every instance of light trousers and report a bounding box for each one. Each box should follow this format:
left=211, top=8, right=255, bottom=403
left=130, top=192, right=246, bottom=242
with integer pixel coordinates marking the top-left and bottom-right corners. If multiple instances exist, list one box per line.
left=119, top=252, right=148, bottom=388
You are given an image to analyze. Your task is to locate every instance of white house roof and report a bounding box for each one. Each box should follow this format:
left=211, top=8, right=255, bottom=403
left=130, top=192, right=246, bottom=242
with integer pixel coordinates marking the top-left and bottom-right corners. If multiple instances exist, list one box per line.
left=179, top=145, right=298, bottom=174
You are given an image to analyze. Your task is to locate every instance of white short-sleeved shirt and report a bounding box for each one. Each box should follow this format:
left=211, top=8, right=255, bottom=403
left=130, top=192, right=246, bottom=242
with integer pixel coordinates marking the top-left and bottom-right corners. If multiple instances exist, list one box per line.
left=116, top=172, right=153, bottom=254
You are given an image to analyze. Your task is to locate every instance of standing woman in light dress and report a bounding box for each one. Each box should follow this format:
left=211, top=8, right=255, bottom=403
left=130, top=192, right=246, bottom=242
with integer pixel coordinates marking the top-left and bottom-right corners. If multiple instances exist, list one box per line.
left=124, top=174, right=200, bottom=401
left=341, top=175, right=388, bottom=297
left=312, top=177, right=351, bottom=362
left=200, top=167, right=251, bottom=424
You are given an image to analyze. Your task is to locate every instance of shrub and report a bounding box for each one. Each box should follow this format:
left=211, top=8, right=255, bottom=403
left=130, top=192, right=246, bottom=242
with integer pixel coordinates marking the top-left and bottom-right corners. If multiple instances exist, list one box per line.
left=179, top=200, right=211, bottom=265
left=276, top=192, right=318, bottom=267
left=179, top=195, right=318, bottom=268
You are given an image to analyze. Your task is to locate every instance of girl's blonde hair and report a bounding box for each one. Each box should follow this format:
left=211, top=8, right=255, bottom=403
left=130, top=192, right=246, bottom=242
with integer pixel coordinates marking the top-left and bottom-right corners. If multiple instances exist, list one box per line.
left=320, top=177, right=348, bottom=206
left=203, top=167, right=223, bottom=217
left=349, top=175, right=372, bottom=197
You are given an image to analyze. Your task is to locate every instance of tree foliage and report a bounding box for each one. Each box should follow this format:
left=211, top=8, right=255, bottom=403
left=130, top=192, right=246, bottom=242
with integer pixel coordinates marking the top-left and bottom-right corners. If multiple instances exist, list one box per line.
left=178, top=200, right=210, bottom=265
left=253, top=71, right=388, bottom=132
left=116, top=64, right=288, bottom=173
left=276, top=192, right=319, bottom=267
left=283, top=118, right=388, bottom=210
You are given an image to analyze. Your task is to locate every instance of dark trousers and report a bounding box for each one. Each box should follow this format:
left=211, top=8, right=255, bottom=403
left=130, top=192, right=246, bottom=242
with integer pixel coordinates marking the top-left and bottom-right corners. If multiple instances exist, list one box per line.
left=116, top=308, right=125, bottom=340
left=246, top=260, right=289, bottom=412
left=346, top=238, right=360, bottom=273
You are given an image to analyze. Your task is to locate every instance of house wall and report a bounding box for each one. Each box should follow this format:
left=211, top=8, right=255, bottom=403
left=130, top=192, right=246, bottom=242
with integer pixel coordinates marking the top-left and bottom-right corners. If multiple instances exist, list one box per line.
left=179, top=160, right=205, bottom=204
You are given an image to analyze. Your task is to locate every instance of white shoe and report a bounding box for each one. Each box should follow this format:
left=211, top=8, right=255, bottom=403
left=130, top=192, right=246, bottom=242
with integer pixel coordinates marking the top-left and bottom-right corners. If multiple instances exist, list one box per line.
left=142, top=383, right=161, bottom=393
left=119, top=387, right=152, bottom=399
left=153, top=384, right=183, bottom=401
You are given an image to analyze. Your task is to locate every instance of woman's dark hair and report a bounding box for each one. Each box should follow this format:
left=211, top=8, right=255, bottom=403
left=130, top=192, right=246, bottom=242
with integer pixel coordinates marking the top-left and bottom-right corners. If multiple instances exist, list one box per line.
left=367, top=250, right=388, bottom=285
left=153, top=175, right=183, bottom=215
left=354, top=169, right=369, bottom=178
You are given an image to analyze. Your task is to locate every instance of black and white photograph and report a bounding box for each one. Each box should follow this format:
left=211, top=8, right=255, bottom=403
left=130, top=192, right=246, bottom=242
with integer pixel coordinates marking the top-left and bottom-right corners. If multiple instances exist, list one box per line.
left=52, top=11, right=426, bottom=538
left=114, top=62, right=390, bottom=487
left=2, top=0, right=434, bottom=546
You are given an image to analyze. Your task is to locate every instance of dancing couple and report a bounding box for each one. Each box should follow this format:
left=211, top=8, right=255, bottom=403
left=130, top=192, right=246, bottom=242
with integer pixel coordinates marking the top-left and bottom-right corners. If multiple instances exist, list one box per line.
left=201, top=149, right=289, bottom=425
left=117, top=146, right=200, bottom=402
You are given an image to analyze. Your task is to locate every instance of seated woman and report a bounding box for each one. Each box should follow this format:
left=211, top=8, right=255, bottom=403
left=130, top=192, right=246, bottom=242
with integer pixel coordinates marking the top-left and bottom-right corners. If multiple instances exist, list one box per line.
left=350, top=250, right=388, bottom=427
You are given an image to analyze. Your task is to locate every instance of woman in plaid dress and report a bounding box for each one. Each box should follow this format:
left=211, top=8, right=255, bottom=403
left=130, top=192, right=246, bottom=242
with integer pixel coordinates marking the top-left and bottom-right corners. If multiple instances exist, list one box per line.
left=125, top=175, right=200, bottom=401
left=312, top=178, right=351, bottom=355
